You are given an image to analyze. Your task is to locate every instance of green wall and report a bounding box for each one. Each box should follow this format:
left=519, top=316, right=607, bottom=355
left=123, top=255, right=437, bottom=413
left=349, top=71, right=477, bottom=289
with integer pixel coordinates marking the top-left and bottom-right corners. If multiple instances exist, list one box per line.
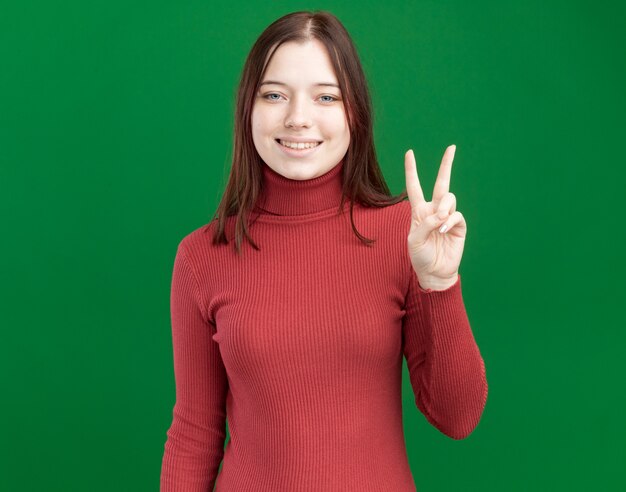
left=1, top=1, right=624, bottom=490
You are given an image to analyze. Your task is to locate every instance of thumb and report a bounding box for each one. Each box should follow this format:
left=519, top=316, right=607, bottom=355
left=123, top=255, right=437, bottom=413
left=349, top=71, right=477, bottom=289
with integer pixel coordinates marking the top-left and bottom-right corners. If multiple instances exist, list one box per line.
left=412, top=213, right=446, bottom=246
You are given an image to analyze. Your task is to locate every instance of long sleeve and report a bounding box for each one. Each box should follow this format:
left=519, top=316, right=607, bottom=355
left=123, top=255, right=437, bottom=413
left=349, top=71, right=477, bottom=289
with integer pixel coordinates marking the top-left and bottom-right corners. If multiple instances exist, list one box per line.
left=160, top=244, right=228, bottom=491
left=402, top=272, right=488, bottom=440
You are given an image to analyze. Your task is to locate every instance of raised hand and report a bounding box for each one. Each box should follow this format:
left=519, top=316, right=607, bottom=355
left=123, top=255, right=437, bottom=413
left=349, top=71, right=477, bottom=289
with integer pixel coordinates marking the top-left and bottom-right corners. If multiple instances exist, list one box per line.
left=404, top=145, right=467, bottom=290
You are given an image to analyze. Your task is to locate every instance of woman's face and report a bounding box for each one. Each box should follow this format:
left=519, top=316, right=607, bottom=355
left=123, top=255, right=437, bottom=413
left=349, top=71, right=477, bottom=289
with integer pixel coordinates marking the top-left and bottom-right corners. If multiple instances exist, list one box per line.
left=251, top=39, right=350, bottom=180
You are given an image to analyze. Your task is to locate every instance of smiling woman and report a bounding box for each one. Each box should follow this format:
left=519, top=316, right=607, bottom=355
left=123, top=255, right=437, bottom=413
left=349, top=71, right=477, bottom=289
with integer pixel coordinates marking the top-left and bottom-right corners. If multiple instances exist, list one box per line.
left=251, top=41, right=350, bottom=182
left=160, top=9, right=488, bottom=492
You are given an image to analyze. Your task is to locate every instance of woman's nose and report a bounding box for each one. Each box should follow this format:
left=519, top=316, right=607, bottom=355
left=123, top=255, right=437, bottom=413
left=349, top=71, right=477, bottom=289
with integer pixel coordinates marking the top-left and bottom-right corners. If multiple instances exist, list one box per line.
left=285, top=96, right=312, bottom=128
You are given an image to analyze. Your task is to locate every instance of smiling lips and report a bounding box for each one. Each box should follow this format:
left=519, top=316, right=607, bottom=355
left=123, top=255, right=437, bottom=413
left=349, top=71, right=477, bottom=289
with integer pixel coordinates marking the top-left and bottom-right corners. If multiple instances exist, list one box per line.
left=275, top=139, right=323, bottom=156
left=276, top=139, right=322, bottom=150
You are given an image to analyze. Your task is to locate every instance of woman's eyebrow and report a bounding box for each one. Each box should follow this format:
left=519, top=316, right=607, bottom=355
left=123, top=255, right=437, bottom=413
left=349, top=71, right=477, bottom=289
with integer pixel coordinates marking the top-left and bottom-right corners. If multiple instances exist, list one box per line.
left=259, top=80, right=340, bottom=88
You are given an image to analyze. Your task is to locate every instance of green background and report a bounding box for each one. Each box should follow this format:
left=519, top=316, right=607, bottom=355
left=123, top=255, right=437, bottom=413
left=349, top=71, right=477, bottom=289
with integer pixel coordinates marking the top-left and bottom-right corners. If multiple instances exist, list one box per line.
left=2, top=0, right=625, bottom=490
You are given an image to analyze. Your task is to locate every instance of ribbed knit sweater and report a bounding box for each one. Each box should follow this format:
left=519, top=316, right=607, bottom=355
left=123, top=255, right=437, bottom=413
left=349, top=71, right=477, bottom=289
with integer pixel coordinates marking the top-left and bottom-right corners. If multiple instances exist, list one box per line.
left=160, top=159, right=488, bottom=491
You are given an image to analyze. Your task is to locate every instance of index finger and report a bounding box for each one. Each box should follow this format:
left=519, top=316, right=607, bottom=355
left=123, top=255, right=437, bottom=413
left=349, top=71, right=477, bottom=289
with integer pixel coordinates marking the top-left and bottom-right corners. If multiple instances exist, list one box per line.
left=404, top=149, right=425, bottom=212
left=432, top=145, right=456, bottom=203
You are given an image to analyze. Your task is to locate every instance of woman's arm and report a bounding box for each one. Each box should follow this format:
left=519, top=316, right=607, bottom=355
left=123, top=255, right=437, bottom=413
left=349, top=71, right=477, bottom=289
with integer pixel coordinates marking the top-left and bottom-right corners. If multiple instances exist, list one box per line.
left=402, top=272, right=488, bottom=440
left=160, top=244, right=228, bottom=491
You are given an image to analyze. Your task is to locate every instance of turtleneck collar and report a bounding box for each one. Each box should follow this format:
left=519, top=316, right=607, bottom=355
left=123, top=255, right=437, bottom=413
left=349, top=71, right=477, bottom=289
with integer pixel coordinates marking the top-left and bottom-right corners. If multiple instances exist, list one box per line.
left=254, top=160, right=345, bottom=216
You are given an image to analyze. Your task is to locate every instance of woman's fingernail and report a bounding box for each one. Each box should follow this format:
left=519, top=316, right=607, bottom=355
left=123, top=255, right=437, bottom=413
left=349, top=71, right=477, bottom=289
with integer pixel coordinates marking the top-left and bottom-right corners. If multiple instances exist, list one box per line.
left=439, top=224, right=448, bottom=233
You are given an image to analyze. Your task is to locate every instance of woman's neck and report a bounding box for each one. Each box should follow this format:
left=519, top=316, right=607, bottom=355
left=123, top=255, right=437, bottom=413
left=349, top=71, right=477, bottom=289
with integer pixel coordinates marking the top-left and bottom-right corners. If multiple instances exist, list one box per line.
left=254, top=160, right=345, bottom=216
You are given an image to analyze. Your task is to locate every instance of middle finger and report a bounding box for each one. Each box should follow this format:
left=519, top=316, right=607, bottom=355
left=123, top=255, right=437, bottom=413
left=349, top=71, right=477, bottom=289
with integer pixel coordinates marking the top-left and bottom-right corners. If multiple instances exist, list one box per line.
left=432, top=145, right=456, bottom=204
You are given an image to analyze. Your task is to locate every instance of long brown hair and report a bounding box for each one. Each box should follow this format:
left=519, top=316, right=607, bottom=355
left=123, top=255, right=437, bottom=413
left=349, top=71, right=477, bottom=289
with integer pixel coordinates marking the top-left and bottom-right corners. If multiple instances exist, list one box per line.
left=211, top=10, right=407, bottom=255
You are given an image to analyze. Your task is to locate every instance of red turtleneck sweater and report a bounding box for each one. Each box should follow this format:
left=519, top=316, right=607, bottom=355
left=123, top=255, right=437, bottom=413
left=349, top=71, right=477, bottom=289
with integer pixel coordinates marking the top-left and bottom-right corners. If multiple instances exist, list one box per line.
left=160, top=160, right=488, bottom=491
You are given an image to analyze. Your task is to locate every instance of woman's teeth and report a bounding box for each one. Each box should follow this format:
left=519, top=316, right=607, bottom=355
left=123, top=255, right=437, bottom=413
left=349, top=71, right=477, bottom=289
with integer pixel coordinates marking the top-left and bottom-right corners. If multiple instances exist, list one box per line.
left=278, top=140, right=321, bottom=150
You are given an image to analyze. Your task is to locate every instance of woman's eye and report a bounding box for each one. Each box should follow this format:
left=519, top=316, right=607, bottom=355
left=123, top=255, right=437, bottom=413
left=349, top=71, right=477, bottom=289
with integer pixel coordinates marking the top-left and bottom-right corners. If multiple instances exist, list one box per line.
left=263, top=93, right=282, bottom=101
left=320, top=95, right=338, bottom=103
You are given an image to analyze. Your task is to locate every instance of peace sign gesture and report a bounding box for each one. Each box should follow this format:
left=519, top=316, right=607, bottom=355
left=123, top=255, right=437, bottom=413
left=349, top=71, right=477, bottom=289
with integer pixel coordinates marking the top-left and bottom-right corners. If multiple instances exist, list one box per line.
left=404, top=145, right=467, bottom=290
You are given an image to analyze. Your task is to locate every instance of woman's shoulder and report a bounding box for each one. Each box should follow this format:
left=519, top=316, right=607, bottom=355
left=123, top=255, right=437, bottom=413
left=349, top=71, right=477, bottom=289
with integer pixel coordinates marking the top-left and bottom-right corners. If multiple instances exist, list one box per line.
left=350, top=198, right=412, bottom=260
left=171, top=218, right=240, bottom=297
left=380, top=197, right=411, bottom=218
left=357, top=197, right=412, bottom=232
left=175, top=217, right=233, bottom=262
left=354, top=198, right=412, bottom=284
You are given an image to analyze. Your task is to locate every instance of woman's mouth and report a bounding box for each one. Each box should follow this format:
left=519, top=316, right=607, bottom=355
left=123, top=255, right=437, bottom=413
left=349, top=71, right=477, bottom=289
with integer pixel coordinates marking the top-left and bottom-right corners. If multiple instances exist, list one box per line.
left=275, top=139, right=323, bottom=157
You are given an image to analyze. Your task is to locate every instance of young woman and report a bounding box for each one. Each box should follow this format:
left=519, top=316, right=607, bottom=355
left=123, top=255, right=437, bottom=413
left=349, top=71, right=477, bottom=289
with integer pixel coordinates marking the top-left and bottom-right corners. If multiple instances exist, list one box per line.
left=160, top=10, right=487, bottom=492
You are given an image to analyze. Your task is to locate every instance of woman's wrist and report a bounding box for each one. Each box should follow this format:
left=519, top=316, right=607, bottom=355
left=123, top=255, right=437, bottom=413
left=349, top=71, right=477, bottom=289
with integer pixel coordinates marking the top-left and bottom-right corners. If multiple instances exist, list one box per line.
left=416, top=273, right=459, bottom=291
